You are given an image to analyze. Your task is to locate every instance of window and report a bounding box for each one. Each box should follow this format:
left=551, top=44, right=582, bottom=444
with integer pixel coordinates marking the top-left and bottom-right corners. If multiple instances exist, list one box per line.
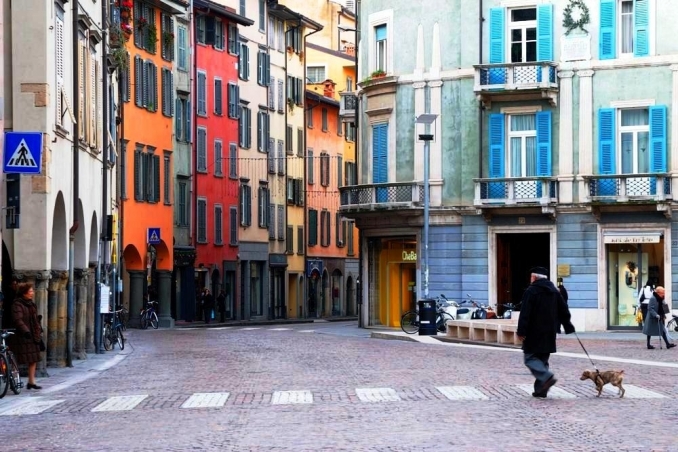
left=321, top=108, right=328, bottom=132
left=134, top=146, right=160, bottom=203
left=239, top=41, right=250, bottom=80
left=259, top=0, right=266, bottom=32
left=345, top=161, right=357, bottom=186
left=308, top=209, right=318, bottom=246
left=337, top=112, right=342, bottom=136
left=134, top=57, right=158, bottom=112
left=228, top=83, right=240, bottom=119
left=196, top=15, right=206, bottom=44
left=286, top=225, right=294, bottom=253
left=307, top=150, right=314, bottom=184
left=307, top=106, right=314, bottom=128
left=297, top=128, right=304, bottom=156
left=161, top=68, right=174, bottom=117
left=163, top=152, right=171, bottom=204
left=161, top=14, right=175, bottom=61
left=337, top=156, right=343, bottom=188
left=134, top=2, right=156, bottom=53
left=177, top=178, right=189, bottom=226
left=285, top=26, right=301, bottom=53
left=600, top=0, right=650, bottom=59
left=228, top=24, right=239, bottom=54
left=214, top=205, right=223, bottom=244
left=336, top=213, right=346, bottom=247
left=268, top=201, right=275, bottom=240
left=268, top=16, right=275, bottom=48
left=286, top=76, right=303, bottom=105
left=268, top=138, right=275, bottom=174
left=239, top=106, right=252, bottom=148
left=229, top=206, right=238, bottom=245
left=240, top=183, right=252, bottom=226
left=214, top=78, right=223, bottom=115
left=286, top=126, right=293, bottom=154
left=177, top=25, right=188, bottom=70
left=257, top=50, right=270, bottom=86
left=175, top=97, right=191, bottom=142
left=258, top=186, right=270, bottom=228
left=214, top=20, right=224, bottom=50
left=197, top=70, right=207, bottom=116
left=345, top=122, right=356, bottom=142
left=197, top=198, right=207, bottom=243
left=214, top=139, right=223, bottom=176
left=508, top=114, right=537, bottom=177
left=277, top=140, right=284, bottom=175
left=347, top=221, right=355, bottom=256
left=277, top=206, right=284, bottom=241
left=320, top=210, right=330, bottom=247
left=509, top=8, right=537, bottom=63
left=375, top=24, right=387, bottom=71
left=613, top=108, right=654, bottom=175
left=55, top=7, right=65, bottom=128
left=197, top=127, right=207, bottom=172
left=257, top=111, right=270, bottom=152
left=320, top=152, right=330, bottom=186
left=277, top=20, right=285, bottom=51
left=229, top=143, right=238, bottom=178
left=307, top=66, right=326, bottom=83
left=297, top=226, right=304, bottom=254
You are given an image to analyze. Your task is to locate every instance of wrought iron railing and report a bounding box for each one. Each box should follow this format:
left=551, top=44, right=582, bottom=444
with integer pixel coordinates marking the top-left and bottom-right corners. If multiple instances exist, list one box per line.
left=474, top=177, right=558, bottom=205
left=339, top=92, right=358, bottom=120
left=583, top=174, right=672, bottom=201
left=474, top=62, right=559, bottom=92
left=339, top=182, right=422, bottom=208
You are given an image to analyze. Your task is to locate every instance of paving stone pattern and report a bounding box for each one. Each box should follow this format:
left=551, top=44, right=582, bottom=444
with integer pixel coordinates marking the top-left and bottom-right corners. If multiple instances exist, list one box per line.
left=1, top=324, right=678, bottom=451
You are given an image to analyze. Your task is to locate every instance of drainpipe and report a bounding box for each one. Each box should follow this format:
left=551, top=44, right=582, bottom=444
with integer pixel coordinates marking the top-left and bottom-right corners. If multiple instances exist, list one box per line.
left=355, top=0, right=363, bottom=328
left=115, top=50, right=125, bottom=346
left=478, top=0, right=484, bottom=179
left=67, top=0, right=81, bottom=368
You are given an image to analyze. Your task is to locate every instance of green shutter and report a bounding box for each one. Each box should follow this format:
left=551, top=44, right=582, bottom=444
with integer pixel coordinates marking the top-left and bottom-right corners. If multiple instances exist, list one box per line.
left=153, top=155, right=160, bottom=202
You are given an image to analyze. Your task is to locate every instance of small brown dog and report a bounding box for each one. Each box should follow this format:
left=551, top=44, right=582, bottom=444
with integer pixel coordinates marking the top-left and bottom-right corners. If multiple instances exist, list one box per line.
left=580, top=370, right=625, bottom=398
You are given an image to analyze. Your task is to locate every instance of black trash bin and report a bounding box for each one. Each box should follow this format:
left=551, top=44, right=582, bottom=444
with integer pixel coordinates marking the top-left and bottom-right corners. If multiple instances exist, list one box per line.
left=418, top=299, right=437, bottom=336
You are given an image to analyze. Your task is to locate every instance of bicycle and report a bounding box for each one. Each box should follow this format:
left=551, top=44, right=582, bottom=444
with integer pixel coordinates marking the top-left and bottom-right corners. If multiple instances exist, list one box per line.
left=667, top=314, right=678, bottom=333
left=115, top=304, right=129, bottom=331
left=0, top=330, right=23, bottom=397
left=400, top=295, right=456, bottom=334
left=102, top=309, right=125, bottom=351
left=140, top=300, right=159, bottom=330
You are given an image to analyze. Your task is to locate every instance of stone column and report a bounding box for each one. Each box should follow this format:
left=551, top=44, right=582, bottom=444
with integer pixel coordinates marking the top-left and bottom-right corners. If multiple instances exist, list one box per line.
left=54, top=271, right=69, bottom=367
left=577, top=69, right=595, bottom=198
left=73, top=268, right=89, bottom=360
left=128, top=270, right=145, bottom=328
left=558, top=70, right=575, bottom=204
left=670, top=65, right=678, bottom=194
left=86, top=264, right=96, bottom=353
left=14, top=271, right=51, bottom=376
left=156, top=270, right=174, bottom=328
left=47, top=273, right=59, bottom=368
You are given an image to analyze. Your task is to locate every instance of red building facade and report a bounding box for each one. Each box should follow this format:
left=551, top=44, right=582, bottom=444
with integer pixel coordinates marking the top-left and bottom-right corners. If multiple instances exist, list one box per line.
left=193, top=0, right=252, bottom=318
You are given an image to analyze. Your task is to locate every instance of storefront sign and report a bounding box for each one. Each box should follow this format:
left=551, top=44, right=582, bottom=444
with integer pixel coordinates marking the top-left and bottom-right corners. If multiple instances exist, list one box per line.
left=603, top=233, right=661, bottom=244
left=402, top=251, right=417, bottom=261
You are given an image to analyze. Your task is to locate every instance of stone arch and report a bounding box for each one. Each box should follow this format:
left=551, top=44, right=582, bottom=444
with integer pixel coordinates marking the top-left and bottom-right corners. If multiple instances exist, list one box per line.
left=74, top=200, right=87, bottom=268
left=123, top=244, right=143, bottom=270
left=89, top=211, right=98, bottom=265
left=51, top=192, right=68, bottom=270
left=154, top=240, right=172, bottom=270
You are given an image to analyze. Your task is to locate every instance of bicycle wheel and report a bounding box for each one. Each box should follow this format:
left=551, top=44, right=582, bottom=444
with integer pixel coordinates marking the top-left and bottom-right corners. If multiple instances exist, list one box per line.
left=121, top=310, right=128, bottom=331
left=668, top=318, right=678, bottom=333
left=400, top=311, right=419, bottom=334
left=102, top=324, right=113, bottom=351
left=7, top=352, right=22, bottom=395
left=116, top=327, right=125, bottom=350
left=150, top=312, right=159, bottom=329
left=140, top=312, right=148, bottom=330
left=0, top=353, right=9, bottom=399
left=437, top=312, right=454, bottom=333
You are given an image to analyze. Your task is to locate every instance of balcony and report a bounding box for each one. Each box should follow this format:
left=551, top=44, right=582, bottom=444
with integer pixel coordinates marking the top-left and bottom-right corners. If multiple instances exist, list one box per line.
left=473, top=62, right=559, bottom=107
left=339, top=91, right=358, bottom=123
left=474, top=177, right=558, bottom=217
left=339, top=182, right=423, bottom=211
left=583, top=174, right=672, bottom=218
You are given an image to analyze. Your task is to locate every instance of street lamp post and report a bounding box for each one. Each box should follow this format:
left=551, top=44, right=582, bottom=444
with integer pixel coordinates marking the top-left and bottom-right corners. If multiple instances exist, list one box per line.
left=415, top=114, right=438, bottom=300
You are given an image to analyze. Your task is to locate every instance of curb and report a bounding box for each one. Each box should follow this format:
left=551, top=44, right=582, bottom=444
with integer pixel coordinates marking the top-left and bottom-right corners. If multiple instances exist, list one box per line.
left=175, top=319, right=315, bottom=329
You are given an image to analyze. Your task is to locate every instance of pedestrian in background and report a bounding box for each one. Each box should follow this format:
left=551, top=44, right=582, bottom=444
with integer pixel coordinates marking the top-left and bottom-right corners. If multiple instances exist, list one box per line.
left=203, top=289, right=214, bottom=324
left=643, top=286, right=675, bottom=349
left=556, top=278, right=568, bottom=334
left=11, top=283, right=45, bottom=390
left=217, top=290, right=226, bottom=323
left=517, top=267, right=575, bottom=398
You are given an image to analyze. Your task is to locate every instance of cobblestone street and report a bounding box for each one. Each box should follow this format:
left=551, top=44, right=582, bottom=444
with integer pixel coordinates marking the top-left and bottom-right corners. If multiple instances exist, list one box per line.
left=2, top=322, right=678, bottom=451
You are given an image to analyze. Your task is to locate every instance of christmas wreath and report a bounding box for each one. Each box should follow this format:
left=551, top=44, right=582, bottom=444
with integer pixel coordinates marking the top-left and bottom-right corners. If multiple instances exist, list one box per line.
left=563, top=0, right=590, bottom=35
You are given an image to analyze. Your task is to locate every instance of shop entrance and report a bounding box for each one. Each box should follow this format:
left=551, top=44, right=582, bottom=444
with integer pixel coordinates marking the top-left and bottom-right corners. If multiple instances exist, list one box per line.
left=496, top=232, right=550, bottom=314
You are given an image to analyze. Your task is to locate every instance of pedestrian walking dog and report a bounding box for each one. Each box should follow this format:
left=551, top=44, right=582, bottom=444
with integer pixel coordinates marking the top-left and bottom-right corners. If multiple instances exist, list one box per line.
left=580, top=370, right=625, bottom=398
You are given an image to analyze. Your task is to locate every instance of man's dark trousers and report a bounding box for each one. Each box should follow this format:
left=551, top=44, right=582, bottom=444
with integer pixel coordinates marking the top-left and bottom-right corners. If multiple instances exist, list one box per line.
left=524, top=352, right=554, bottom=393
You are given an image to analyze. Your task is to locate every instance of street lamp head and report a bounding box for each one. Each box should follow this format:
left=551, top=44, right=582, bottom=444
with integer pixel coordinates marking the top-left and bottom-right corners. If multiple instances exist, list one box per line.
left=415, top=113, right=439, bottom=125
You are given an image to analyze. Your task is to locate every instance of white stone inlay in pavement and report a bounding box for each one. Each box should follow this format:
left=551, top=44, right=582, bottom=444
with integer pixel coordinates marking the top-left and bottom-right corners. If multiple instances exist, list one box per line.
left=297, top=330, right=315, bottom=333
left=437, top=386, right=489, bottom=401
left=271, top=390, right=313, bottom=404
left=181, top=392, right=230, bottom=409
left=517, top=384, right=577, bottom=399
left=91, top=395, right=148, bottom=412
left=602, top=384, right=666, bottom=399
left=0, top=399, right=64, bottom=416
left=355, top=387, right=401, bottom=402
left=240, top=327, right=261, bottom=331
left=269, top=328, right=291, bottom=331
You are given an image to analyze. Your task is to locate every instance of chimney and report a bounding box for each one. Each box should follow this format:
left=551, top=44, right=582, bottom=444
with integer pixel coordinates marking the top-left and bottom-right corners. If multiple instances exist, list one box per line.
left=323, top=80, right=336, bottom=98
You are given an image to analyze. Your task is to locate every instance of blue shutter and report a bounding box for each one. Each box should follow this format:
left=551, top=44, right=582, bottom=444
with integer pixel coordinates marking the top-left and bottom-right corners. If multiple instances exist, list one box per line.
left=537, top=4, right=553, bottom=62
left=489, top=8, right=505, bottom=64
left=599, top=0, right=616, bottom=60
left=649, top=105, right=667, bottom=172
left=634, top=0, right=650, bottom=57
left=536, top=111, right=552, bottom=176
left=488, top=114, right=505, bottom=199
left=372, top=124, right=388, bottom=203
left=597, top=108, right=616, bottom=196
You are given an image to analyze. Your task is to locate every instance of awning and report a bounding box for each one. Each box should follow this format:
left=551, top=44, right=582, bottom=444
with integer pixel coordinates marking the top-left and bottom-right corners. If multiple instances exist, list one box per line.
left=603, top=231, right=663, bottom=244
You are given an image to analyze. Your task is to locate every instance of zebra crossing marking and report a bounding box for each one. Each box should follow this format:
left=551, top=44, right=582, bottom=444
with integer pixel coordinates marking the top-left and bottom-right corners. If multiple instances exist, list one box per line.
left=517, top=384, right=577, bottom=399
left=271, top=390, right=313, bottom=405
left=91, top=395, right=148, bottom=412
left=355, top=387, right=401, bottom=402
left=0, top=399, right=64, bottom=416
left=240, top=327, right=262, bottom=331
left=269, top=328, right=292, bottom=331
left=603, top=384, right=666, bottom=399
left=297, top=330, right=316, bottom=333
left=181, top=392, right=230, bottom=409
left=437, top=386, right=489, bottom=401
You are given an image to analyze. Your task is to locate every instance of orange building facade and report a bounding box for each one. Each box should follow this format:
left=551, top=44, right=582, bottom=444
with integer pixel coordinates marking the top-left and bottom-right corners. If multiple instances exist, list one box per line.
left=120, top=0, right=186, bottom=327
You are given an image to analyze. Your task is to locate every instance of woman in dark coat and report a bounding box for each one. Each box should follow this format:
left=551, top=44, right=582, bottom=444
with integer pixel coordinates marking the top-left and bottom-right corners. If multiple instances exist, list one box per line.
left=642, top=286, right=676, bottom=349
left=11, top=282, right=44, bottom=389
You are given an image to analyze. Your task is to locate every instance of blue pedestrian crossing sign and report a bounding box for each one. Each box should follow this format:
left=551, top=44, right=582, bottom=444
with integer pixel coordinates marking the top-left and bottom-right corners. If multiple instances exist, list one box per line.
left=3, top=132, right=43, bottom=174
left=147, top=227, right=161, bottom=244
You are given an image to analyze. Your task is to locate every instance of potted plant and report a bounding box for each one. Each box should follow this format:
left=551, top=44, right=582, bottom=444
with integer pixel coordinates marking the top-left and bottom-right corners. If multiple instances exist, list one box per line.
left=119, top=0, right=133, bottom=19
left=110, top=46, right=128, bottom=69
left=109, top=24, right=124, bottom=48
left=287, top=98, right=295, bottom=111
left=370, top=69, right=387, bottom=78
left=136, top=16, right=148, bottom=31
left=162, top=30, right=174, bottom=48
left=121, top=22, right=133, bottom=39
left=147, top=23, right=158, bottom=50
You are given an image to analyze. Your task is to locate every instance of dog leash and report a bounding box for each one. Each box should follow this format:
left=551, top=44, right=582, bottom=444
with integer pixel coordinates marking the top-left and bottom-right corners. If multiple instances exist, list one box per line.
left=574, top=332, right=600, bottom=374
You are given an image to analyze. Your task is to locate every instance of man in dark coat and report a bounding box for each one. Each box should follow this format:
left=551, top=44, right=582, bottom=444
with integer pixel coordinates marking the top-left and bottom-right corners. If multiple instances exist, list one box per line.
left=517, top=267, right=575, bottom=398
